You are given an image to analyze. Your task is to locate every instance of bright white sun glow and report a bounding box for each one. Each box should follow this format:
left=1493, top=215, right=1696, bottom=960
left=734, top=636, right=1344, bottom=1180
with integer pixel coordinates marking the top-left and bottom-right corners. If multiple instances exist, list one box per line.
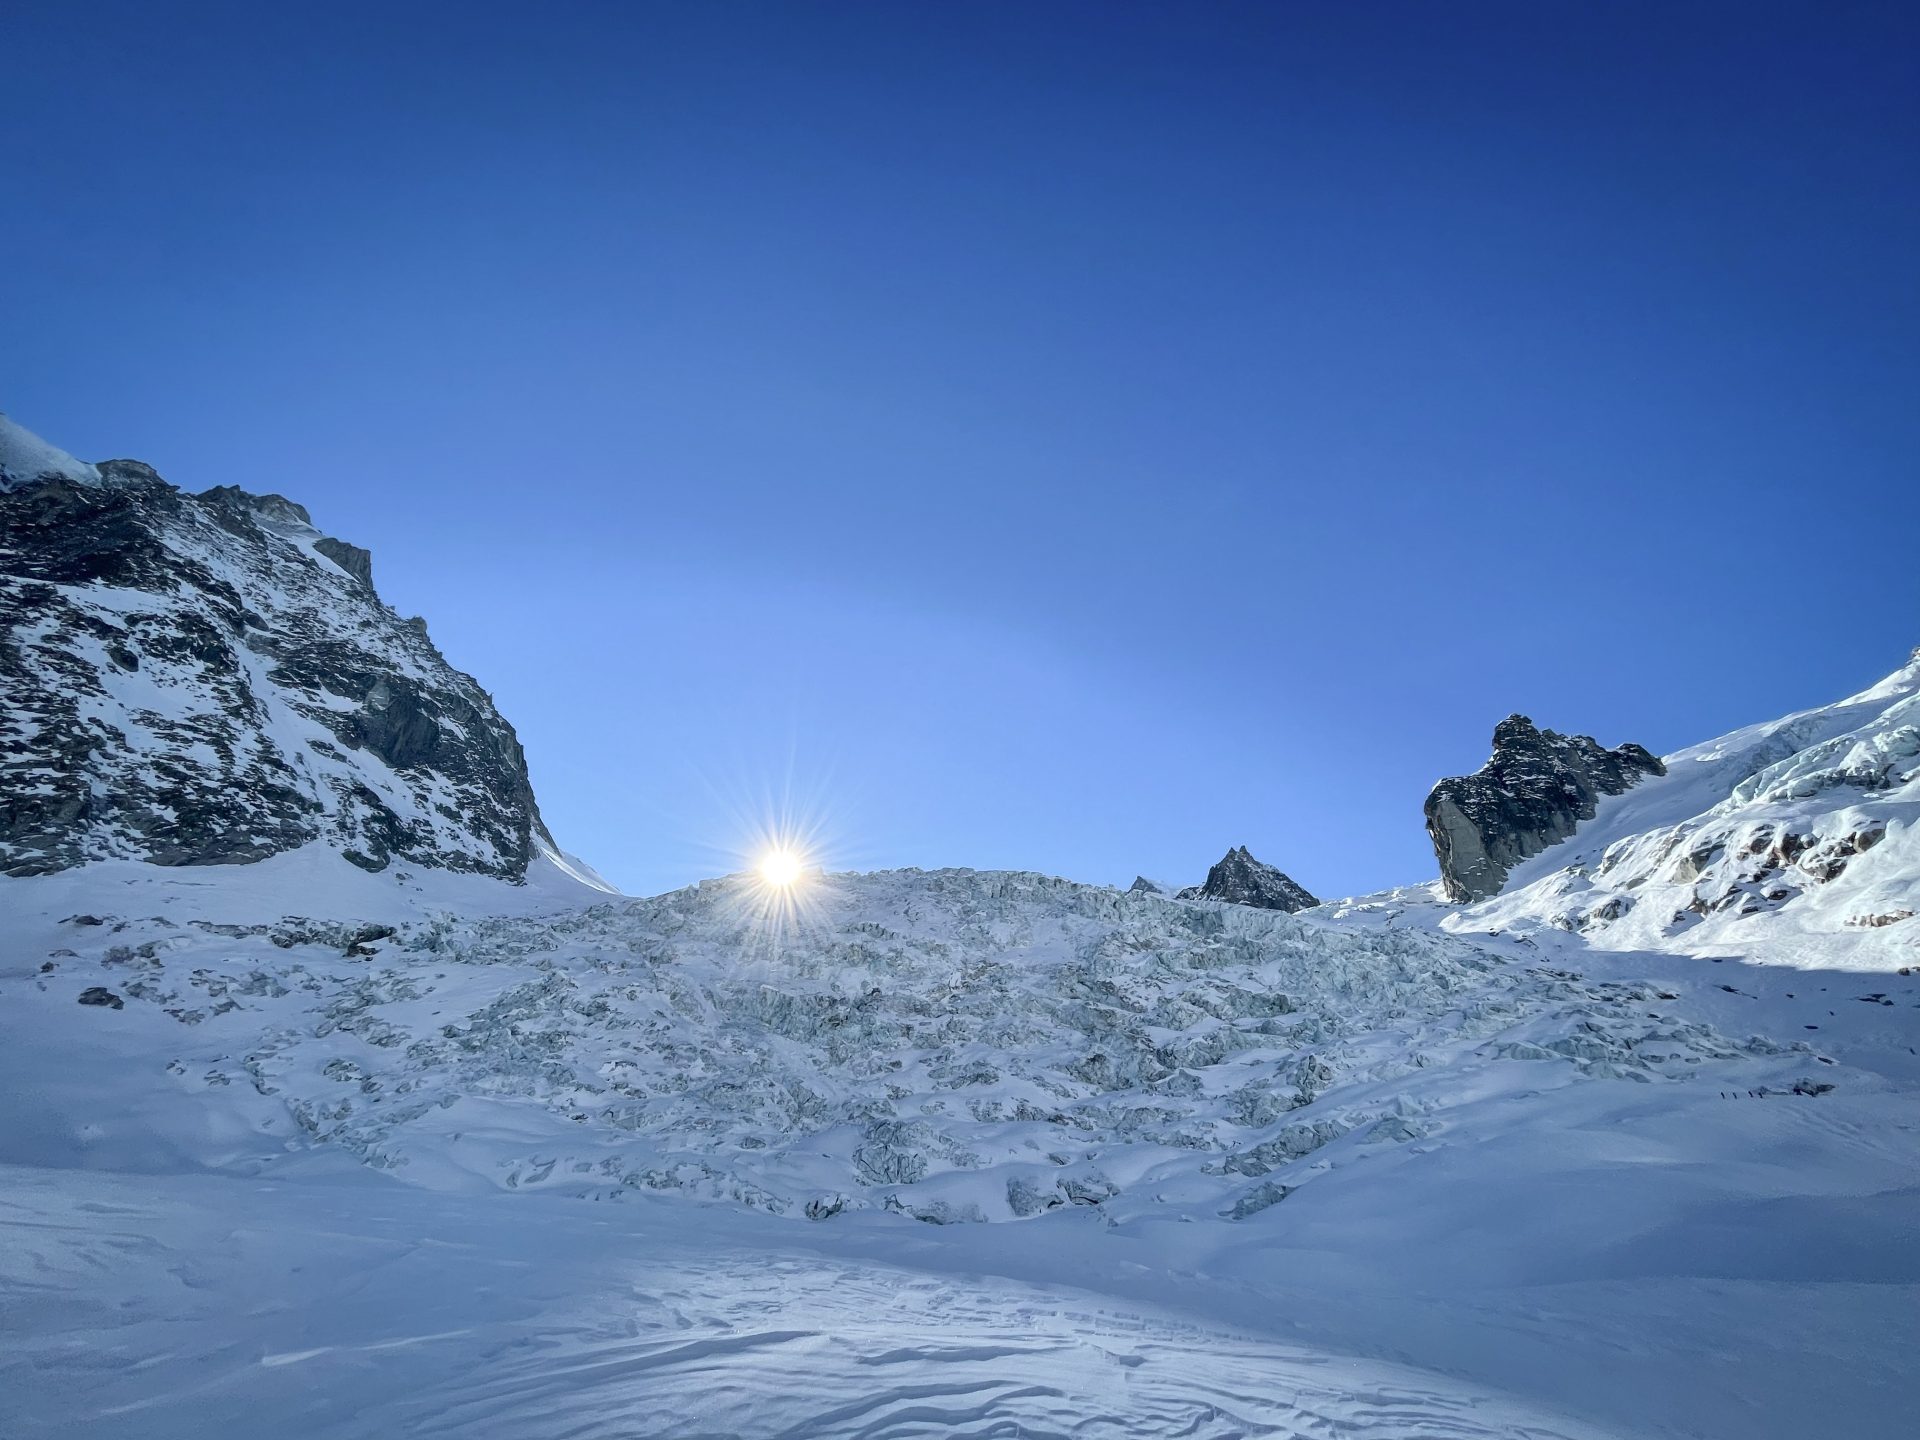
left=757, top=849, right=805, bottom=888
left=715, top=790, right=839, bottom=963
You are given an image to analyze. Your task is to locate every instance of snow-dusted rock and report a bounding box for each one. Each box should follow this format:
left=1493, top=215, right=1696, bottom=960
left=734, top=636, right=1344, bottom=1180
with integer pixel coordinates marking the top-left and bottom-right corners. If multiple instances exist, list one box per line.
left=0, top=413, right=551, bottom=879
left=1177, top=845, right=1317, bottom=912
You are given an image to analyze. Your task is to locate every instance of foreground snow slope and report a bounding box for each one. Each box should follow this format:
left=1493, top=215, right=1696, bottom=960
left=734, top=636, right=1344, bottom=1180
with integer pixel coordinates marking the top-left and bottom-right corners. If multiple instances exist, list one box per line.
left=6, top=1163, right=1646, bottom=1440
left=5, top=844, right=1918, bottom=1438
left=18, top=1142, right=1912, bottom=1440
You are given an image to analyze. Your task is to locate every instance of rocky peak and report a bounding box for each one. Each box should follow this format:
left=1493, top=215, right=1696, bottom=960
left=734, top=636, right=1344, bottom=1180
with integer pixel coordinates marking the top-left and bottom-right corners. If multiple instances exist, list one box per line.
left=314, top=536, right=375, bottom=590
left=1425, top=714, right=1665, bottom=902
left=196, top=485, right=377, bottom=590
left=0, top=412, right=552, bottom=880
left=1176, top=846, right=1318, bottom=912
left=1491, top=713, right=1539, bottom=747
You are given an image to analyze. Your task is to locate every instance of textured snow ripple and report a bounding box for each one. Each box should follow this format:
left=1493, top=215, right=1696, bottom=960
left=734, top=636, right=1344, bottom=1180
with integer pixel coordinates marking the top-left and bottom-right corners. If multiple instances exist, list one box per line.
left=393, top=1255, right=1604, bottom=1440
left=0, top=1167, right=1635, bottom=1440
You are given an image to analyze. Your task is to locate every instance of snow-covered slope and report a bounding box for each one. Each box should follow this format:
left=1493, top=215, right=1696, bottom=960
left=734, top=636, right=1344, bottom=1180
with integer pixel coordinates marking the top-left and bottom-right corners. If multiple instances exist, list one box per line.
left=1455, top=653, right=1920, bottom=968
left=0, top=410, right=98, bottom=489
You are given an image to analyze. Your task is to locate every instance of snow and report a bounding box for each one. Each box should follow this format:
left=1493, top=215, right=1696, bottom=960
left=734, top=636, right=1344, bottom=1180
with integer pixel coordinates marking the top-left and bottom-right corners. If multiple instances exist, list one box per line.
left=2, top=838, right=616, bottom=929
left=535, top=832, right=622, bottom=895
left=4, top=1164, right=1649, bottom=1440
left=0, top=412, right=98, bottom=489
left=3, top=659, right=1918, bottom=1436
left=1500, top=655, right=1919, bottom=897
left=5, top=849, right=1918, bottom=1435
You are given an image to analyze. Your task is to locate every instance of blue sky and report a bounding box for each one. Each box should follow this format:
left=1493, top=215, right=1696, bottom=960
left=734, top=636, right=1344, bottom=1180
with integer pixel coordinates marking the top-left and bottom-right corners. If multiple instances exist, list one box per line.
left=4, top=1, right=1917, bottom=896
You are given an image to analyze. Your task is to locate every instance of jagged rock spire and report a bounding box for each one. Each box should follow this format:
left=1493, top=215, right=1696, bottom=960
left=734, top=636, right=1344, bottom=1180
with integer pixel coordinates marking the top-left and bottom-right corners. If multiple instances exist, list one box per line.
left=1177, top=846, right=1318, bottom=913
left=1425, top=715, right=1664, bottom=902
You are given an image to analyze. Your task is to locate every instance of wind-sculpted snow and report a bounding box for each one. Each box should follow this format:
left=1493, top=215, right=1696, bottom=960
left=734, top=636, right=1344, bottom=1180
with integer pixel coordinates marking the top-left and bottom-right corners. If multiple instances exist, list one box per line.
left=13, top=867, right=1818, bottom=1222
left=4, top=1165, right=1661, bottom=1440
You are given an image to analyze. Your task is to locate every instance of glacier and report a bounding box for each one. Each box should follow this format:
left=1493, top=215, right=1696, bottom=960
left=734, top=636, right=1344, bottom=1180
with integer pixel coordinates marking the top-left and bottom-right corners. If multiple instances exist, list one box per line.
left=2, top=410, right=1917, bottom=1438
left=5, top=824, right=1917, bottom=1437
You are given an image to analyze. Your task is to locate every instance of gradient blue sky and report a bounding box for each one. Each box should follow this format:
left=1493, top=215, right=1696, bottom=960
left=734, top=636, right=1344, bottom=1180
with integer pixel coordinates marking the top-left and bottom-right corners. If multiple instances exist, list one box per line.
left=4, top=1, right=1916, bottom=896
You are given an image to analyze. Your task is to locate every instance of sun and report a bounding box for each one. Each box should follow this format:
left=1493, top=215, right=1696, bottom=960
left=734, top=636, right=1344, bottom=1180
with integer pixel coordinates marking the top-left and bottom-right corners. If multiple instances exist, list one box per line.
left=724, top=821, right=833, bottom=966
left=757, top=849, right=805, bottom=888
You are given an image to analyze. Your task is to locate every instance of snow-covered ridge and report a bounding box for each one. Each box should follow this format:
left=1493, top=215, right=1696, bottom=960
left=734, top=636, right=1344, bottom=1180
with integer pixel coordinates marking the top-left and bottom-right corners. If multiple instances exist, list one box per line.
left=1455, top=652, right=1920, bottom=966
left=0, top=411, right=99, bottom=489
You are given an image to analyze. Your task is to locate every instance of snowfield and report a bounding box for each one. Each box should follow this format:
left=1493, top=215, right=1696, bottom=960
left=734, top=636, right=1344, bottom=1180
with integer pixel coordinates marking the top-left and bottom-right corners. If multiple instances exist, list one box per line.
left=4, top=659, right=1920, bottom=1438
left=5, top=1163, right=1645, bottom=1440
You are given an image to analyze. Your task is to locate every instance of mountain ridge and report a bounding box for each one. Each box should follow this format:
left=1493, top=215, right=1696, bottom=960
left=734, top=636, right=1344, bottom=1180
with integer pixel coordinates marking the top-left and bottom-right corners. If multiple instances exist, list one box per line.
left=0, top=413, right=554, bottom=880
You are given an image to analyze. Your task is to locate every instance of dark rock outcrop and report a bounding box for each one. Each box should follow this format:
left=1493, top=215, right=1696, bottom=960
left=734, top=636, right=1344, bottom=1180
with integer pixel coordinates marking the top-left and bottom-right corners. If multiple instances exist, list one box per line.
left=1176, top=846, right=1318, bottom=913
left=1425, top=715, right=1665, bottom=902
left=0, top=413, right=551, bottom=879
left=313, top=536, right=375, bottom=590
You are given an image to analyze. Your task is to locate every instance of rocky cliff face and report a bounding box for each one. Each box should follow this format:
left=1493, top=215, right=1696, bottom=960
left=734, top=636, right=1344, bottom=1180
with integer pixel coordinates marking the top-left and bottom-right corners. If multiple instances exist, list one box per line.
left=0, top=413, right=551, bottom=878
left=1177, top=845, right=1318, bottom=912
left=1425, top=715, right=1664, bottom=901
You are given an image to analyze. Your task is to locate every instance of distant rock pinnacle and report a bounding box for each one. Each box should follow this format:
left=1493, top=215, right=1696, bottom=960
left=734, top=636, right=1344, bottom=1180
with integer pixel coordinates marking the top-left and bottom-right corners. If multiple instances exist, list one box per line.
left=1177, top=846, right=1318, bottom=912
